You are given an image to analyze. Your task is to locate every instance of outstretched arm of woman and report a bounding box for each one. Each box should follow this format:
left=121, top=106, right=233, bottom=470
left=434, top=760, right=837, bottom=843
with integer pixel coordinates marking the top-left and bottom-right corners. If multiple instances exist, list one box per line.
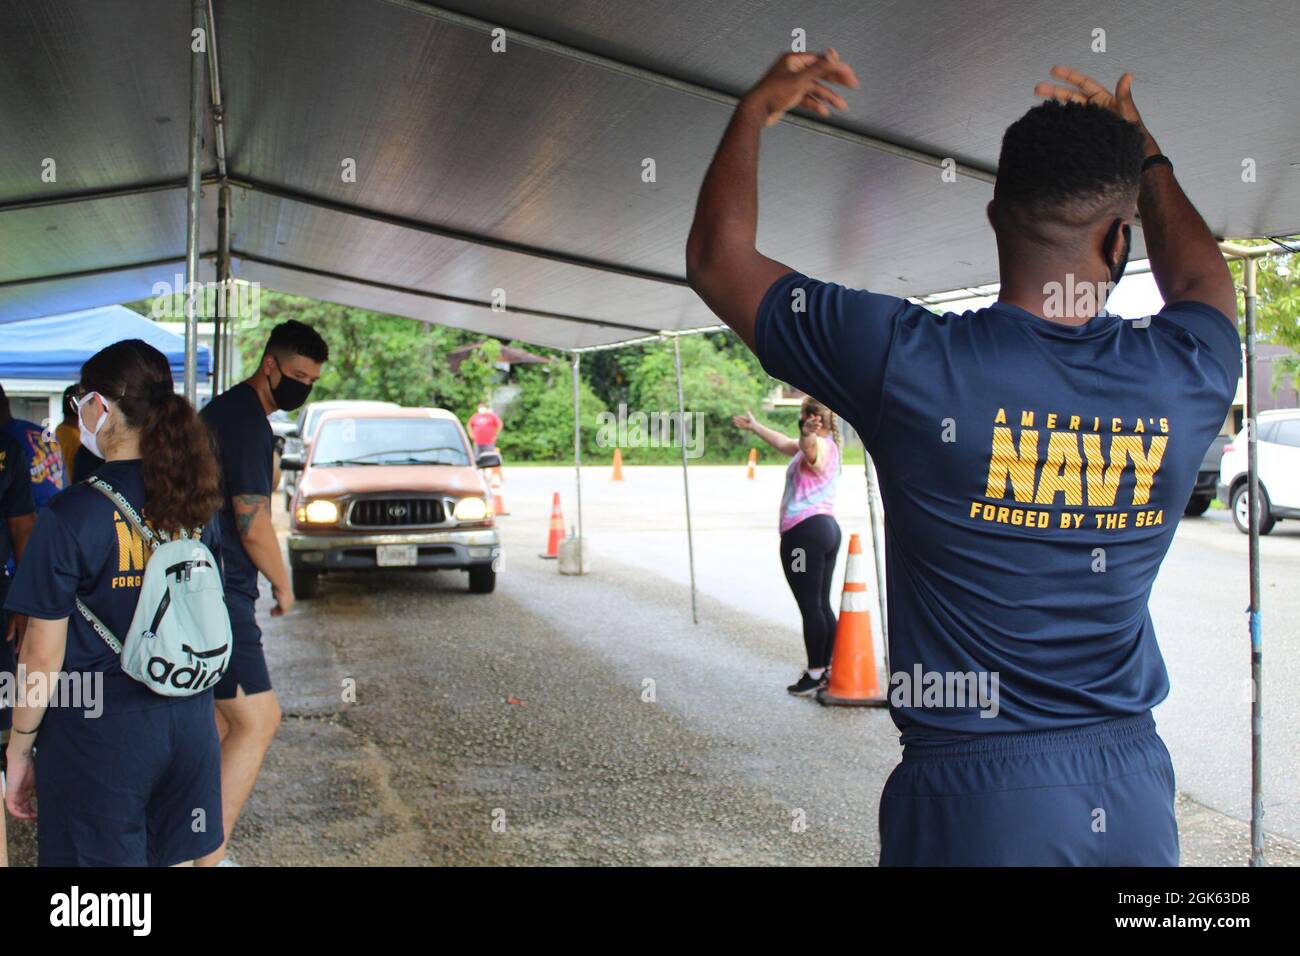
left=732, top=409, right=798, bottom=456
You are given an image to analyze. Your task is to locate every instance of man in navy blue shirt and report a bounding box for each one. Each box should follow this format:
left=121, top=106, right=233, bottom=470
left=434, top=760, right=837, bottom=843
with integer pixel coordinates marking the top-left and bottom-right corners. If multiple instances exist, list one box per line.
left=199, top=319, right=328, bottom=865
left=0, top=426, right=35, bottom=866
left=687, top=55, right=1238, bottom=865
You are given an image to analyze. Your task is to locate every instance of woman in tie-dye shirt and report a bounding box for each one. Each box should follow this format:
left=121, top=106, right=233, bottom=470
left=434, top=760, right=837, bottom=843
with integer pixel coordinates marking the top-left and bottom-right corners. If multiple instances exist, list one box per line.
left=733, top=397, right=841, bottom=696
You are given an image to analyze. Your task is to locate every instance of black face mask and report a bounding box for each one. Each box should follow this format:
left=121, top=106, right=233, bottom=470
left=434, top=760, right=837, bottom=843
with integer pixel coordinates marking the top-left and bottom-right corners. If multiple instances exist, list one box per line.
left=1105, top=220, right=1132, bottom=286
left=268, top=356, right=312, bottom=411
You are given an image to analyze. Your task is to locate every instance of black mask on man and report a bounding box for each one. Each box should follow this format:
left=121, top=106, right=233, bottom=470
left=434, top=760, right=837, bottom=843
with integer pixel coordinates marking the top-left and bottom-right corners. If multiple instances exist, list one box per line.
left=268, top=355, right=312, bottom=411
left=1104, top=219, right=1132, bottom=287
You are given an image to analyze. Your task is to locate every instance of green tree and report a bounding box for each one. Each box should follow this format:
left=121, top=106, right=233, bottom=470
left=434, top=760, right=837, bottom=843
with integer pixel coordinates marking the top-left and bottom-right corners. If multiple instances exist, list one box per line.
left=1229, top=245, right=1300, bottom=394
left=496, top=360, right=607, bottom=461
left=620, top=335, right=768, bottom=463
left=238, top=293, right=481, bottom=412
left=441, top=339, right=502, bottom=423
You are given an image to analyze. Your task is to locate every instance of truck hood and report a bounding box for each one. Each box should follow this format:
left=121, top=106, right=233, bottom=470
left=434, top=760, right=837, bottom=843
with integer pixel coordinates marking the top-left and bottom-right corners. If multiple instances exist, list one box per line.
left=299, top=464, right=487, bottom=499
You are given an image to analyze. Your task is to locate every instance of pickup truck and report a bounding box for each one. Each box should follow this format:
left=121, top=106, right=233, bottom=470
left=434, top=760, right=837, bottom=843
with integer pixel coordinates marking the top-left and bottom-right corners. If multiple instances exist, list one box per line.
left=282, top=406, right=501, bottom=596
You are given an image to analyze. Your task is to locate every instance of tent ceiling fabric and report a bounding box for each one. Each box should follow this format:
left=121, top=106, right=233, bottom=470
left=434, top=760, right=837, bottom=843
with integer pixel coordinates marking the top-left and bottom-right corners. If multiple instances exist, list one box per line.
left=0, top=0, right=1296, bottom=347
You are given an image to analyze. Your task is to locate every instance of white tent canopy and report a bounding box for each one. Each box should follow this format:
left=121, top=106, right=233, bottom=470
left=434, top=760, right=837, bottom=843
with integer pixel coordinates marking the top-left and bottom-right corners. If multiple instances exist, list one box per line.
left=2, top=0, right=1296, bottom=347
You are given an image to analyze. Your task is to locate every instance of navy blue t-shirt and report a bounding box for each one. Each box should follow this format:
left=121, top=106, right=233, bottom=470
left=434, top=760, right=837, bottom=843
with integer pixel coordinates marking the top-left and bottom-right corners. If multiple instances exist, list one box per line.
left=1, top=418, right=66, bottom=510
left=756, top=273, right=1240, bottom=738
left=200, top=383, right=274, bottom=604
left=0, top=430, right=36, bottom=581
left=4, top=460, right=222, bottom=718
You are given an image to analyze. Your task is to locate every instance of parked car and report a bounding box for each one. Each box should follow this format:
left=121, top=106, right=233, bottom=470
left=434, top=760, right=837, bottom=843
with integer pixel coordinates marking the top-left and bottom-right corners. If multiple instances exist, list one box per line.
left=282, top=399, right=400, bottom=506
left=1218, top=409, right=1300, bottom=534
left=269, top=409, right=298, bottom=441
left=1184, top=434, right=1229, bottom=516
left=283, top=407, right=501, bottom=596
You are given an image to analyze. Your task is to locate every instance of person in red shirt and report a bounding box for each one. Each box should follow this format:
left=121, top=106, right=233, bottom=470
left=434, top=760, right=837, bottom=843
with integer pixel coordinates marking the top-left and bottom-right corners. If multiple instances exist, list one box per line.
left=467, top=402, right=503, bottom=456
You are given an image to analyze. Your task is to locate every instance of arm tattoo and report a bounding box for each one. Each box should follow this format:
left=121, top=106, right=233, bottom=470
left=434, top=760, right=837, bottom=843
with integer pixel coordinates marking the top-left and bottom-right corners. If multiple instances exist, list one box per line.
left=233, top=494, right=269, bottom=537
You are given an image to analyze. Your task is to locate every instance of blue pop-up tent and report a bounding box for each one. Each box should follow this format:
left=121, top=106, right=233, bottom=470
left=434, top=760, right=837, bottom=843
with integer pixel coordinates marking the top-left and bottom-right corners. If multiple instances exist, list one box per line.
left=0, top=305, right=210, bottom=381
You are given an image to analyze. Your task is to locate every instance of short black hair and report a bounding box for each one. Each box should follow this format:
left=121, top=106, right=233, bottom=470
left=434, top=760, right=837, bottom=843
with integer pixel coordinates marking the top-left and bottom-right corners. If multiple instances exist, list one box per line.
left=994, top=101, right=1144, bottom=225
left=63, top=384, right=79, bottom=419
left=265, top=319, right=329, bottom=364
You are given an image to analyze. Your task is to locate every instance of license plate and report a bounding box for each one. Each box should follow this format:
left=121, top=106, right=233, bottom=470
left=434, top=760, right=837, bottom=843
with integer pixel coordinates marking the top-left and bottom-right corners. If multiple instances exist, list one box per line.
left=376, top=544, right=418, bottom=567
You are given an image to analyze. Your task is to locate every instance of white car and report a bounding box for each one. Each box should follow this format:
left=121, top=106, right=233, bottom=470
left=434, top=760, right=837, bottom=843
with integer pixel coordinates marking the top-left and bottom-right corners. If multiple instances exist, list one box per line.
left=1218, top=408, right=1300, bottom=534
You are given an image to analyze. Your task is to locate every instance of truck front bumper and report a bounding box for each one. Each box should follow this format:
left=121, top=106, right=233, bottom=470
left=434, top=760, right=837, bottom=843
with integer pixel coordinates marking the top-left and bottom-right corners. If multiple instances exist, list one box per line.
left=288, top=527, right=501, bottom=572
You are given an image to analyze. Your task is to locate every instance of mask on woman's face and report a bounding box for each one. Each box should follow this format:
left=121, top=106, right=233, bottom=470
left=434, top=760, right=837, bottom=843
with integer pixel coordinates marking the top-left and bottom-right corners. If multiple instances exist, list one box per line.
left=268, top=356, right=313, bottom=412
left=78, top=392, right=111, bottom=458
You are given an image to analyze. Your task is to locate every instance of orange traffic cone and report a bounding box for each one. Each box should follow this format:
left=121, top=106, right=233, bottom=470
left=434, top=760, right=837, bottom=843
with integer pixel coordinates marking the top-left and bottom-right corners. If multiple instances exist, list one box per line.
left=746, top=447, right=757, bottom=479
left=817, top=534, right=887, bottom=707
left=539, top=492, right=564, bottom=559
left=489, top=471, right=509, bottom=516
left=611, top=447, right=624, bottom=481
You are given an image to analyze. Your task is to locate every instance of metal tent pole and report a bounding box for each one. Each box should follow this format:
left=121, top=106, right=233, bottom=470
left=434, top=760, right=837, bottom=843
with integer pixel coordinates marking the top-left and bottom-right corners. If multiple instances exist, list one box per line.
left=225, top=303, right=237, bottom=391
left=213, top=182, right=231, bottom=399
left=571, top=353, right=584, bottom=572
left=863, top=453, right=889, bottom=678
left=1243, top=257, right=1264, bottom=867
left=182, top=0, right=206, bottom=404
left=671, top=335, right=699, bottom=624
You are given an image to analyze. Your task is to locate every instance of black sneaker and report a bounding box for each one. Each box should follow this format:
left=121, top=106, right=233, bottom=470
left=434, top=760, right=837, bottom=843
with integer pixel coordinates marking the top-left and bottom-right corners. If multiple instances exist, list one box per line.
left=787, top=671, right=827, bottom=697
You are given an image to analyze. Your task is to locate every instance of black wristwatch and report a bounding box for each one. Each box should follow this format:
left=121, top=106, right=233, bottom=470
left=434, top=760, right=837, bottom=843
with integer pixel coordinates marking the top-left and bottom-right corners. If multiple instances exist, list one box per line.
left=1142, top=154, right=1173, bottom=174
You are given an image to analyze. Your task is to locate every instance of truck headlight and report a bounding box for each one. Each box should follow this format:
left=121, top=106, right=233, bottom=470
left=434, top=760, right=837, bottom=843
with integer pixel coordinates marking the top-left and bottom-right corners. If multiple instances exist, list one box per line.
left=298, top=499, right=340, bottom=524
left=453, top=496, right=490, bottom=521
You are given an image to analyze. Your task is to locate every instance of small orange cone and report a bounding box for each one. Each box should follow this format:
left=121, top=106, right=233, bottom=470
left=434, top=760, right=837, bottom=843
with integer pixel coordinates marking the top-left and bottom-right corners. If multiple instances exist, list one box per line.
left=817, top=534, right=887, bottom=707
left=611, top=447, right=624, bottom=481
left=539, top=492, right=564, bottom=559
left=489, top=471, right=509, bottom=516
left=746, top=447, right=757, bottom=480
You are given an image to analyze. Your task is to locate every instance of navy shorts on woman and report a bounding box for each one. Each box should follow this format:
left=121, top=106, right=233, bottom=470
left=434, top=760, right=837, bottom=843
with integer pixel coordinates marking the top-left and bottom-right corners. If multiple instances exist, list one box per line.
left=35, top=694, right=221, bottom=866
left=879, top=713, right=1178, bottom=866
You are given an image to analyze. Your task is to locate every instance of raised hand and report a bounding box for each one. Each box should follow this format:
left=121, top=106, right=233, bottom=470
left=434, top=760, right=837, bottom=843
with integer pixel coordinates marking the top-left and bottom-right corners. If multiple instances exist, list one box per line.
left=741, top=48, right=859, bottom=127
left=732, top=410, right=758, bottom=431
left=1033, top=66, right=1148, bottom=131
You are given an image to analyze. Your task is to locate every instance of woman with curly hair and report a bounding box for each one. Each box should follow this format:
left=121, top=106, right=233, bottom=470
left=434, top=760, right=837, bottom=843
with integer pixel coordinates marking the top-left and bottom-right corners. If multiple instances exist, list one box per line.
left=4, top=339, right=226, bottom=866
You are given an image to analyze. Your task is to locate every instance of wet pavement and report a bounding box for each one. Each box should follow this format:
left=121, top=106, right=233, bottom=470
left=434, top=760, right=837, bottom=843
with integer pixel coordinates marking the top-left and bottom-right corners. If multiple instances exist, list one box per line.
left=6, top=464, right=1296, bottom=866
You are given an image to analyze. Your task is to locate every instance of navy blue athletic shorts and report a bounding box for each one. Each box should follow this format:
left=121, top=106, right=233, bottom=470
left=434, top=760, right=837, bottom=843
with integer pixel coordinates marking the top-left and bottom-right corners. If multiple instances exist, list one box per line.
left=35, top=695, right=223, bottom=866
left=879, top=712, right=1179, bottom=866
left=214, top=596, right=273, bottom=700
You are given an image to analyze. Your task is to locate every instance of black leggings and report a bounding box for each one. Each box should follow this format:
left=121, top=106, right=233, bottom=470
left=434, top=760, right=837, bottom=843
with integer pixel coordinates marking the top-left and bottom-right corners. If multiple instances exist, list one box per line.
left=779, top=514, right=842, bottom=670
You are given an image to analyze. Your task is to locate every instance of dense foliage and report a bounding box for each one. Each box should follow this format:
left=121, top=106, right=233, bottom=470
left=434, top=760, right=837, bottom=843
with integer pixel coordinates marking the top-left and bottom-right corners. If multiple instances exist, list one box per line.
left=132, top=290, right=811, bottom=464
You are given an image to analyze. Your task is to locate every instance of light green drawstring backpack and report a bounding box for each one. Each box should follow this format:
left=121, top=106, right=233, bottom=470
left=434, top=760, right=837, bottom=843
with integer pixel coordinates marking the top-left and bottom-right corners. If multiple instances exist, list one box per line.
left=75, top=477, right=232, bottom=697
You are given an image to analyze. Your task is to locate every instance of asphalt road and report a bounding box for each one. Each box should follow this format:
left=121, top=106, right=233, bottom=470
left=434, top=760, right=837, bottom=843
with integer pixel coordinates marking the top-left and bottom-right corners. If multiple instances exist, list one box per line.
left=241, top=463, right=1297, bottom=865
left=6, top=463, right=1293, bottom=866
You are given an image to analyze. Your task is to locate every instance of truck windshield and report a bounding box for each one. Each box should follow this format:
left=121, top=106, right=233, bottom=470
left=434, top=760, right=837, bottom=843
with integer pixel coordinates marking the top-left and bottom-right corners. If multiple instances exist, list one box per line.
left=311, top=418, right=470, bottom=467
